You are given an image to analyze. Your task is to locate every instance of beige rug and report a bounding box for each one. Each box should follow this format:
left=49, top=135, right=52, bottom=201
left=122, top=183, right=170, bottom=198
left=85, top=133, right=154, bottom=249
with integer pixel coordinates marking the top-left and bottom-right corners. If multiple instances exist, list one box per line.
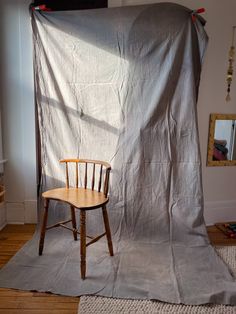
left=79, top=246, right=236, bottom=313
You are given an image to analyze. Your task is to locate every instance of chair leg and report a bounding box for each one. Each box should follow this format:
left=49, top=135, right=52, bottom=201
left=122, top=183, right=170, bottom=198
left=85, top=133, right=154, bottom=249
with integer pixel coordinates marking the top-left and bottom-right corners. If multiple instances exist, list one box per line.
left=70, top=205, right=77, bottom=241
left=102, top=205, right=114, bottom=256
left=80, top=210, right=86, bottom=280
left=39, top=199, right=49, bottom=256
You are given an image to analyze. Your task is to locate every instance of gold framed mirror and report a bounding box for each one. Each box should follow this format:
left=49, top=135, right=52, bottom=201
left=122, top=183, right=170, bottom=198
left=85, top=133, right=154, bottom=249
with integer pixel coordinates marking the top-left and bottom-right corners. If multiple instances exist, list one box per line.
left=207, top=113, right=236, bottom=166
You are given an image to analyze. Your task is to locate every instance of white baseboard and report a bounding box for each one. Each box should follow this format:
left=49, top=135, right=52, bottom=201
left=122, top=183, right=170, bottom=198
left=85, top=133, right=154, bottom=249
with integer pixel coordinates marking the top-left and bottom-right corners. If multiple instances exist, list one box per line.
left=6, top=200, right=37, bottom=224
left=6, top=202, right=25, bottom=224
left=0, top=202, right=6, bottom=230
left=24, top=200, right=38, bottom=223
left=204, top=200, right=236, bottom=226
left=0, top=221, right=6, bottom=230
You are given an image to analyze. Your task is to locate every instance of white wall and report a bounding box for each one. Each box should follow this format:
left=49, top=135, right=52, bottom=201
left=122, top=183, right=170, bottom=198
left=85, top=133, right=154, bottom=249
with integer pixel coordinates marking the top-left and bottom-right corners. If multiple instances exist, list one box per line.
left=0, top=0, right=37, bottom=226
left=0, top=0, right=235, bottom=227
left=0, top=5, right=6, bottom=229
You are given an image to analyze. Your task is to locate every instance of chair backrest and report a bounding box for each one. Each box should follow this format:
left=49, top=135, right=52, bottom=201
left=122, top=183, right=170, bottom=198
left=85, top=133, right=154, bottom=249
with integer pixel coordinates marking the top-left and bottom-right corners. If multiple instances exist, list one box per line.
left=60, top=159, right=111, bottom=197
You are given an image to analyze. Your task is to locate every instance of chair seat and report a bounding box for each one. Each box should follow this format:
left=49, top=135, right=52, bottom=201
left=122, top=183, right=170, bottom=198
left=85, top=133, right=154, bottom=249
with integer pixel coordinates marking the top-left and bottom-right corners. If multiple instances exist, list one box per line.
left=42, top=187, right=109, bottom=209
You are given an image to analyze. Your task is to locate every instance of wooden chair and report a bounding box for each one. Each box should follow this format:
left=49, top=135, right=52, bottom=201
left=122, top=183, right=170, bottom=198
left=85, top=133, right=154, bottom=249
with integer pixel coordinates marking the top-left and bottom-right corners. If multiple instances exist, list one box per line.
left=39, top=159, right=114, bottom=280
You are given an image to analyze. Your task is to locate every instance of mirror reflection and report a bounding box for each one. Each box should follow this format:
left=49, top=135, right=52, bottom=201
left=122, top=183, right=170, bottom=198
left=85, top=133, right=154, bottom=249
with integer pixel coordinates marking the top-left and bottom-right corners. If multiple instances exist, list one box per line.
left=214, top=120, right=236, bottom=161
left=207, top=114, right=236, bottom=166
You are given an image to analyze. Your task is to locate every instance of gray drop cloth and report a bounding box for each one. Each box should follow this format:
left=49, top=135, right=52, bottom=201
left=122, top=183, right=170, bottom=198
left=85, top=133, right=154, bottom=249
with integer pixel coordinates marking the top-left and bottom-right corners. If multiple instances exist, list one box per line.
left=0, top=2, right=236, bottom=305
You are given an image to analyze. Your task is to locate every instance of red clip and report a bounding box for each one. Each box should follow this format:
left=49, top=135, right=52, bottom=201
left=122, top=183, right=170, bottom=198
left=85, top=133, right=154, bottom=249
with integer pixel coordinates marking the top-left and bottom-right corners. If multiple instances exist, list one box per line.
left=196, top=8, right=205, bottom=14
left=32, top=4, right=52, bottom=12
left=191, top=8, right=205, bottom=23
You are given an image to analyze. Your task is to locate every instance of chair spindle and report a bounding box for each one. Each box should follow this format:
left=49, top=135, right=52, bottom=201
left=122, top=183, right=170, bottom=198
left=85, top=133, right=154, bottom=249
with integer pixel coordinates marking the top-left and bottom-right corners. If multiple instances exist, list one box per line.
left=103, top=169, right=110, bottom=197
left=91, top=163, right=95, bottom=190
left=98, top=165, right=103, bottom=192
left=76, top=162, right=79, bottom=188
left=84, top=162, right=87, bottom=189
left=66, top=162, right=69, bottom=188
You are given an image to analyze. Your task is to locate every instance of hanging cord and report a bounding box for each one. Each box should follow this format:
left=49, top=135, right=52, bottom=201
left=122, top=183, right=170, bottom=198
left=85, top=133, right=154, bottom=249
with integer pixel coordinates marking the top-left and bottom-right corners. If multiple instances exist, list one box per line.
left=226, top=26, right=236, bottom=102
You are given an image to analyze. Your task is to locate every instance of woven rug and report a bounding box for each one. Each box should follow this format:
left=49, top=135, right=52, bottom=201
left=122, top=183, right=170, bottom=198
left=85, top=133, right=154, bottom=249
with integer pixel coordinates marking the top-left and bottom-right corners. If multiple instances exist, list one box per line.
left=79, top=246, right=236, bottom=313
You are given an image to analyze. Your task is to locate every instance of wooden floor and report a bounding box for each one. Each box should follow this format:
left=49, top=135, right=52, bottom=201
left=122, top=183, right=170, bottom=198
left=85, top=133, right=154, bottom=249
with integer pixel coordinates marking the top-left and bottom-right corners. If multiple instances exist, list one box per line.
left=208, top=224, right=236, bottom=246
left=0, top=224, right=235, bottom=314
left=0, top=225, right=79, bottom=314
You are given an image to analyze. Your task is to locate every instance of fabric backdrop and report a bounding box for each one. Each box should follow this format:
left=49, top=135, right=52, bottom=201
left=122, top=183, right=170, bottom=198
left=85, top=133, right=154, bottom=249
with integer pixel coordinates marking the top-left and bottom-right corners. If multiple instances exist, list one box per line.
left=0, top=2, right=236, bottom=305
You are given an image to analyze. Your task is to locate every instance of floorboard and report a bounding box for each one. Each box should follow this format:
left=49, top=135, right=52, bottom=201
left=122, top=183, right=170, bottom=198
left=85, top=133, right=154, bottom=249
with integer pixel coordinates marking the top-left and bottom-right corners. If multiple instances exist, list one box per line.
left=0, top=223, right=235, bottom=313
